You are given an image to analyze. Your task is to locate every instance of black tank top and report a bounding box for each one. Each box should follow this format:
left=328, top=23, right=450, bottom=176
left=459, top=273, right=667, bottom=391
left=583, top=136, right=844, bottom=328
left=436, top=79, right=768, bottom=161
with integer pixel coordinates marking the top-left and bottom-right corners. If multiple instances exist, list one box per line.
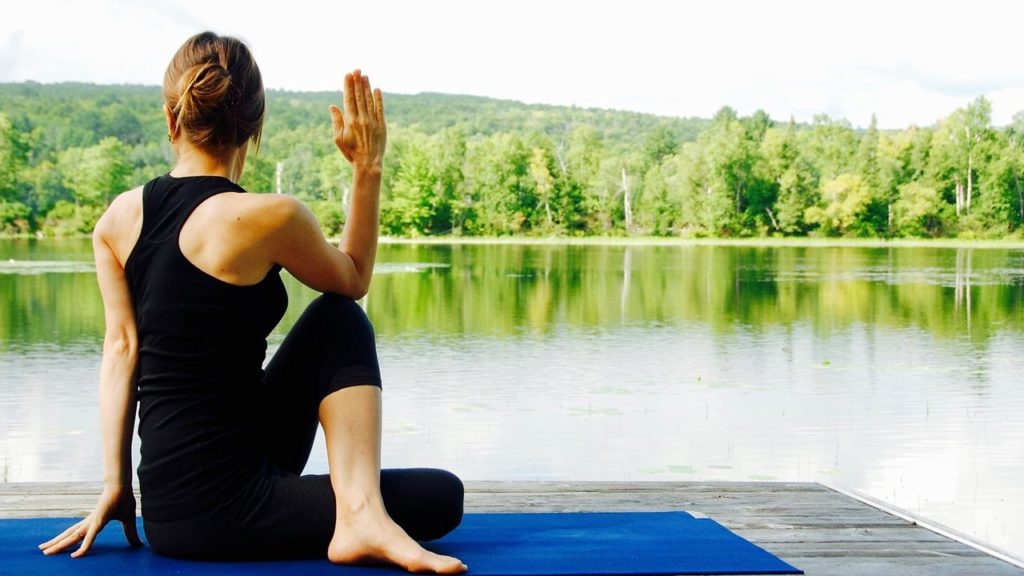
left=125, top=174, right=287, bottom=521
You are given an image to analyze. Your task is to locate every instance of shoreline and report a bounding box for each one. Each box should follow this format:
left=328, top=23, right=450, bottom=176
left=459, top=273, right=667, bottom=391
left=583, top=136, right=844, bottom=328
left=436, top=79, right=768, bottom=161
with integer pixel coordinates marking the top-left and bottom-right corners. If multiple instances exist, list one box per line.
left=5, top=234, right=1024, bottom=250
left=376, top=235, right=1024, bottom=250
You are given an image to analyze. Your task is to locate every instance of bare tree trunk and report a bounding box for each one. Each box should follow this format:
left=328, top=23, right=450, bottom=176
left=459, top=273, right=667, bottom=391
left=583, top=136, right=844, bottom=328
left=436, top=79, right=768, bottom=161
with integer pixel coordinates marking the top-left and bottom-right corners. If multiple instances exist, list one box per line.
left=966, top=152, right=973, bottom=214
left=765, top=207, right=779, bottom=231
left=622, top=167, right=632, bottom=234
left=555, top=138, right=568, bottom=176
left=275, top=161, right=283, bottom=195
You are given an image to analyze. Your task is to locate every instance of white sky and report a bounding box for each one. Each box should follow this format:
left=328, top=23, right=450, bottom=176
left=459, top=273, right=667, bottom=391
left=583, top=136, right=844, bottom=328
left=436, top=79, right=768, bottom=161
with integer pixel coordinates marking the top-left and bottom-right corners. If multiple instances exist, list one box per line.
left=3, top=0, right=1024, bottom=129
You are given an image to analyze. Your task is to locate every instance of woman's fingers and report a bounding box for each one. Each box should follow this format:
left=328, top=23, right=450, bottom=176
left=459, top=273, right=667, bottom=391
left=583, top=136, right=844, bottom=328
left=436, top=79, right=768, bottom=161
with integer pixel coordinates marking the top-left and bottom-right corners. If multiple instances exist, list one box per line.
left=39, top=522, right=81, bottom=551
left=328, top=104, right=353, bottom=161
left=374, top=88, right=386, bottom=149
left=71, top=524, right=98, bottom=558
left=362, top=75, right=375, bottom=119
left=334, top=69, right=385, bottom=167
left=41, top=524, right=84, bottom=555
left=343, top=72, right=358, bottom=120
left=38, top=528, right=65, bottom=550
left=39, top=490, right=141, bottom=558
left=329, top=104, right=344, bottom=131
left=353, top=71, right=369, bottom=121
left=374, top=88, right=385, bottom=126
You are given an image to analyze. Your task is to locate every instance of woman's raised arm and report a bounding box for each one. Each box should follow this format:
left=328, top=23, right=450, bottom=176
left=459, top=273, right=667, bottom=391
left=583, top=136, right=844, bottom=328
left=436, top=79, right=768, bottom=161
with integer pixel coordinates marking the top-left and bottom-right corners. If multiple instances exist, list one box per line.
left=267, top=70, right=386, bottom=298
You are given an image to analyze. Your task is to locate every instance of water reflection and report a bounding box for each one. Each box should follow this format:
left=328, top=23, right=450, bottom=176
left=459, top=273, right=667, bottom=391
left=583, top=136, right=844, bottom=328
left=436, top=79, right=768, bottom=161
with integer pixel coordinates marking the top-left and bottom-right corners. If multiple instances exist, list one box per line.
left=1, top=239, right=1023, bottom=557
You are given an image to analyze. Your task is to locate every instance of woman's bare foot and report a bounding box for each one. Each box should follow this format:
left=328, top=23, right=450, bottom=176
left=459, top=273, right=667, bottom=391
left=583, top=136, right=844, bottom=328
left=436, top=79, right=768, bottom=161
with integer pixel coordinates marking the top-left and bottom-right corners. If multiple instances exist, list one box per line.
left=328, top=496, right=466, bottom=574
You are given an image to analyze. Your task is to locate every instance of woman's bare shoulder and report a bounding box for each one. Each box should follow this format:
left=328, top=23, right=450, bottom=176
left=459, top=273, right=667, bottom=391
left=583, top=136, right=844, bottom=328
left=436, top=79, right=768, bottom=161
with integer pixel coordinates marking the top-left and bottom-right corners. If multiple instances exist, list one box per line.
left=99, top=187, right=143, bottom=228
left=94, top=187, right=144, bottom=266
left=202, top=191, right=309, bottom=233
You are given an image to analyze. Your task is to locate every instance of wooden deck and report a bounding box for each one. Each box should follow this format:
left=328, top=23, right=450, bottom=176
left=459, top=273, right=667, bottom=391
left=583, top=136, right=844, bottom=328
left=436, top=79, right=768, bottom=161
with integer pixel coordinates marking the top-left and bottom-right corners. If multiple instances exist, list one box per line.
left=1, top=481, right=1021, bottom=575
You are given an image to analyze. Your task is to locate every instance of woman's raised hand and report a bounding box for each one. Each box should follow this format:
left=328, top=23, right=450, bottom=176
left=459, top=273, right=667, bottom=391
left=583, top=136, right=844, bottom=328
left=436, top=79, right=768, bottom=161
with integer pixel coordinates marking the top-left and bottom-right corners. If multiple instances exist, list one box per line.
left=38, top=486, right=143, bottom=558
left=329, top=70, right=387, bottom=172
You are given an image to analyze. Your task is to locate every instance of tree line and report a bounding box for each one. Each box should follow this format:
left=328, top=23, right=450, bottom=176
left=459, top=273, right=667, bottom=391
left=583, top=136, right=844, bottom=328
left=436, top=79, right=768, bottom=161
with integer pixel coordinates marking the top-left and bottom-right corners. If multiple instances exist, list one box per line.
left=2, top=82, right=1022, bottom=238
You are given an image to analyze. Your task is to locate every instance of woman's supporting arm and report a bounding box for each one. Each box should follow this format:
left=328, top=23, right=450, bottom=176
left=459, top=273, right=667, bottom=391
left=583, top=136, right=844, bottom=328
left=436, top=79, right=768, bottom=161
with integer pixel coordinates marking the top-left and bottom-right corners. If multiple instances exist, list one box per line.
left=93, top=222, right=140, bottom=494
left=39, top=197, right=143, bottom=557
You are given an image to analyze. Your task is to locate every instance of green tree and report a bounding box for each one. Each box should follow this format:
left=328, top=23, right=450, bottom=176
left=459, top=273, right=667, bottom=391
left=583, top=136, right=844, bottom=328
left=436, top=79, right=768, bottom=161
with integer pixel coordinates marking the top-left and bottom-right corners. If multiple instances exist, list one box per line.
left=462, top=133, right=533, bottom=235
left=643, top=125, right=679, bottom=165
left=18, top=159, right=67, bottom=219
left=429, top=127, right=468, bottom=234
left=637, top=160, right=682, bottom=235
left=0, top=200, right=30, bottom=234
left=762, top=120, right=817, bottom=234
left=774, top=160, right=817, bottom=234
left=57, top=136, right=130, bottom=207
left=383, top=132, right=434, bottom=235
left=0, top=113, right=29, bottom=203
left=743, top=109, right=773, bottom=143
left=528, top=146, right=556, bottom=232
left=690, top=107, right=748, bottom=234
left=690, top=107, right=771, bottom=235
left=43, top=200, right=104, bottom=236
left=802, top=114, right=857, bottom=182
left=240, top=149, right=276, bottom=193
left=893, top=182, right=946, bottom=237
left=805, top=173, right=875, bottom=236
left=973, top=130, right=1023, bottom=234
left=849, top=115, right=890, bottom=236
left=928, top=97, right=993, bottom=222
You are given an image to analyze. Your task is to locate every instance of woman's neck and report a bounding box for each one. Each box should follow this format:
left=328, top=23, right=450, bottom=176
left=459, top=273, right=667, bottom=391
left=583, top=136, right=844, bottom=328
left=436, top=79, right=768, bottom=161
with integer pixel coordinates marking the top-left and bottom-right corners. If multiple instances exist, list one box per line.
left=169, top=143, right=246, bottom=183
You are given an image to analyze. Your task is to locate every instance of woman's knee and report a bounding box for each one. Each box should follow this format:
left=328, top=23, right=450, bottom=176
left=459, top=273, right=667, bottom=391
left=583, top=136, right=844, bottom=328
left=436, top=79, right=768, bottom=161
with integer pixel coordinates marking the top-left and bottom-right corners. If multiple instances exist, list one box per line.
left=301, top=294, right=381, bottom=396
left=297, top=294, right=377, bottom=355
left=308, top=293, right=372, bottom=329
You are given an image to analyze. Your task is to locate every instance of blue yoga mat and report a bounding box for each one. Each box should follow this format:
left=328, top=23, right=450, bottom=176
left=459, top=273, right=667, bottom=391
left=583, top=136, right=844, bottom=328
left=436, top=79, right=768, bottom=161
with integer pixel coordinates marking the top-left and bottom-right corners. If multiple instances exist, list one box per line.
left=0, top=512, right=801, bottom=575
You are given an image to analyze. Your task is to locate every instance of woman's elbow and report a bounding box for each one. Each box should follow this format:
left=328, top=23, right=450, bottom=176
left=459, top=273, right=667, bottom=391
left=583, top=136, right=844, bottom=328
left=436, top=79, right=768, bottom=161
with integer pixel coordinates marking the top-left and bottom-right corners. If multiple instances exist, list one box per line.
left=103, top=333, right=138, bottom=357
left=340, top=278, right=371, bottom=300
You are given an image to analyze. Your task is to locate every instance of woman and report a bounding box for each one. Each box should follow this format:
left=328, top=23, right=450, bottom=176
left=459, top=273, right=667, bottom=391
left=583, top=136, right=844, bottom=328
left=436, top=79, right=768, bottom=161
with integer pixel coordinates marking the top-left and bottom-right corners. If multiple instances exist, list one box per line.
left=38, top=31, right=467, bottom=574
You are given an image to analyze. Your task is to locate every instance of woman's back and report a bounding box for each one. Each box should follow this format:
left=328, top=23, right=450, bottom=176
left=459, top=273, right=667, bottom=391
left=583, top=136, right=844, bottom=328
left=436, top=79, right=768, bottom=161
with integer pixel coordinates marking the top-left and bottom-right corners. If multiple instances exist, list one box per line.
left=125, top=174, right=287, bottom=521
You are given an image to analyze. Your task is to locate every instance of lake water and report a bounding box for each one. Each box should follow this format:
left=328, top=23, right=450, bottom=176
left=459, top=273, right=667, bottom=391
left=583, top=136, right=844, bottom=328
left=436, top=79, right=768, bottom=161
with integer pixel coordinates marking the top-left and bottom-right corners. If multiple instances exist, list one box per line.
left=1, top=238, right=1022, bottom=557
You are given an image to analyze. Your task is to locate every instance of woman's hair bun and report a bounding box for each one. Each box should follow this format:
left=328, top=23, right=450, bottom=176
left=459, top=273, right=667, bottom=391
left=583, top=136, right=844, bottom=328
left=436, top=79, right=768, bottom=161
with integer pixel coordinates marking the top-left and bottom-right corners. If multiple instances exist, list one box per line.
left=163, top=32, right=264, bottom=151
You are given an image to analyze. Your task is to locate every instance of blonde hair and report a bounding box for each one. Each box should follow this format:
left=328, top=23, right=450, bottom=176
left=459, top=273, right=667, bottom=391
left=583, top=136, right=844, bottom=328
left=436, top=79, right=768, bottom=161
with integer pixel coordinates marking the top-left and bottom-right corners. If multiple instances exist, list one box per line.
left=163, top=32, right=264, bottom=151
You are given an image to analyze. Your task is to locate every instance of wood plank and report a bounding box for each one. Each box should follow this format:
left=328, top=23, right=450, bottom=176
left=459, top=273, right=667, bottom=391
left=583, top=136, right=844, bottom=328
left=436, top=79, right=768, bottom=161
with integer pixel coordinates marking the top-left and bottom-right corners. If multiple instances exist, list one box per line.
left=792, top=557, right=1024, bottom=576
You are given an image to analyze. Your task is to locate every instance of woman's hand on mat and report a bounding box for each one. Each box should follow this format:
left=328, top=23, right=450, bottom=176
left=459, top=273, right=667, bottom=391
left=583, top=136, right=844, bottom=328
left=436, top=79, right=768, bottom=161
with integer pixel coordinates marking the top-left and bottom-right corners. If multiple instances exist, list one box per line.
left=329, top=69, right=387, bottom=173
left=38, top=486, right=143, bottom=557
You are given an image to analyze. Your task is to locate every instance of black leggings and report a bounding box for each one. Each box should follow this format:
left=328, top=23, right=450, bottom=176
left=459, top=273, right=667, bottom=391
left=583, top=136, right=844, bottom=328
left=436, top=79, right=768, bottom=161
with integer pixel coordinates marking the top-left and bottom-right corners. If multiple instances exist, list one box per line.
left=143, top=294, right=464, bottom=560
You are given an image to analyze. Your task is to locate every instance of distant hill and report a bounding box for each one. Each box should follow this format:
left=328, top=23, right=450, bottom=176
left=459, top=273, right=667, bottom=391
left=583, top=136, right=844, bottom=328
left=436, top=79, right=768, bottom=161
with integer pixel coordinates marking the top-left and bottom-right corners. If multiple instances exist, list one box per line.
left=0, top=82, right=709, bottom=154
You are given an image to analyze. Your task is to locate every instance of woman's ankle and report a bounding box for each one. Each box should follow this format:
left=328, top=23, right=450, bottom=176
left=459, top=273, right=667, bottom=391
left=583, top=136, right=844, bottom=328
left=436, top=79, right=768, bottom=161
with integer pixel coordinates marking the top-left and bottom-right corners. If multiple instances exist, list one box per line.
left=334, top=487, right=385, bottom=520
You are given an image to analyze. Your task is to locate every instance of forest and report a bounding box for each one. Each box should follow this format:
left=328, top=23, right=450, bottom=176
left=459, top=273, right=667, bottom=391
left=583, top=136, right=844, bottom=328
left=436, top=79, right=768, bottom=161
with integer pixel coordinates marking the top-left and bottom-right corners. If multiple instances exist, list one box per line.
left=1, top=82, right=1023, bottom=239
